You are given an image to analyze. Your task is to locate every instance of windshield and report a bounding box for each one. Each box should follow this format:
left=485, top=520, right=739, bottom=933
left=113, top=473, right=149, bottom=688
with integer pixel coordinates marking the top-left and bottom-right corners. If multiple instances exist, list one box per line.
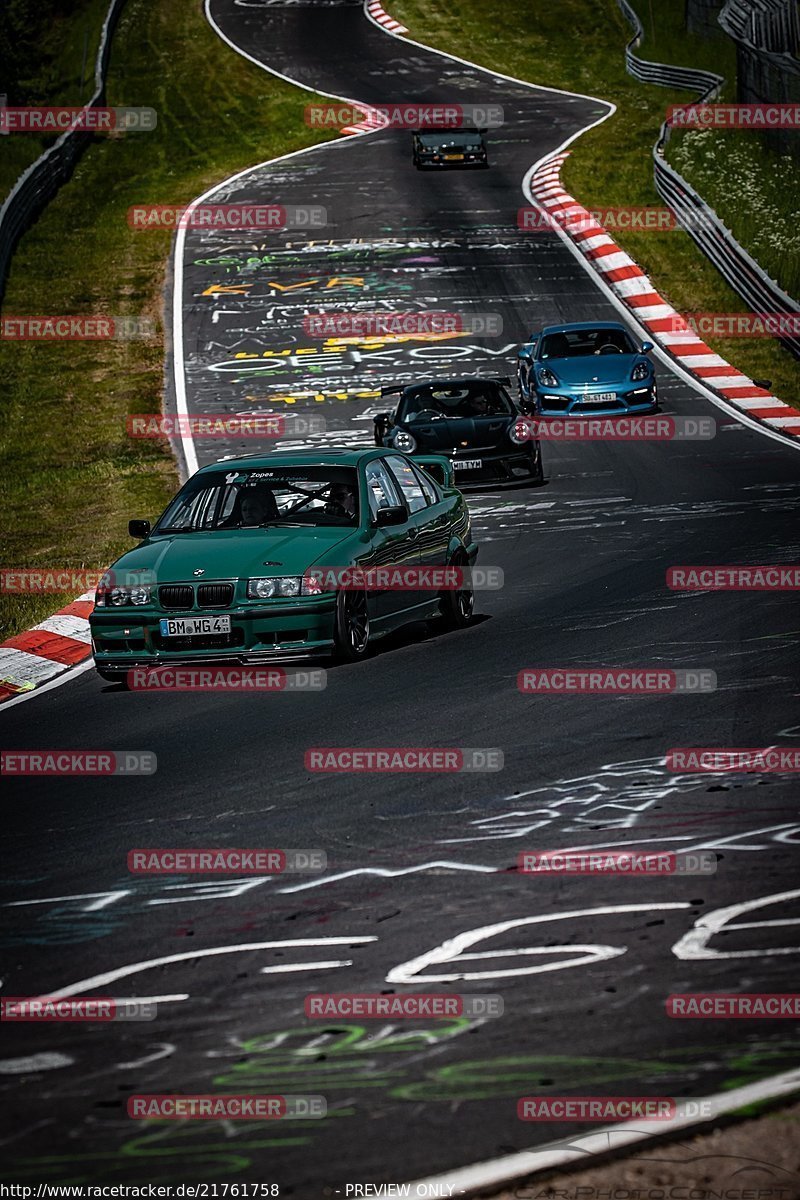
left=540, top=327, right=636, bottom=359
left=417, top=132, right=483, bottom=148
left=400, top=382, right=514, bottom=421
left=154, top=466, right=360, bottom=533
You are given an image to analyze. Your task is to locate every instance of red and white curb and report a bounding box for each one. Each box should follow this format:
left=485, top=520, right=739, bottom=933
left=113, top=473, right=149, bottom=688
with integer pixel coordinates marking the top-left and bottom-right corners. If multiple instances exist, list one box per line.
left=340, top=106, right=391, bottom=137
left=529, top=152, right=800, bottom=438
left=365, top=0, right=408, bottom=35
left=0, top=594, right=93, bottom=703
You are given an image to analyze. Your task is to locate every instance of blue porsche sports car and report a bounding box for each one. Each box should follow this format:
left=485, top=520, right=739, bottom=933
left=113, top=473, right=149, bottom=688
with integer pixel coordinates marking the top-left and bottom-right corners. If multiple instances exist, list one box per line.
left=517, top=321, right=658, bottom=416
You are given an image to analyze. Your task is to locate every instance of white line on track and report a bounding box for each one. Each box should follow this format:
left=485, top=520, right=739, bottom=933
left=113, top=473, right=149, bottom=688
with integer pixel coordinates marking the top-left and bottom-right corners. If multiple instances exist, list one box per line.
left=403, top=1066, right=800, bottom=1197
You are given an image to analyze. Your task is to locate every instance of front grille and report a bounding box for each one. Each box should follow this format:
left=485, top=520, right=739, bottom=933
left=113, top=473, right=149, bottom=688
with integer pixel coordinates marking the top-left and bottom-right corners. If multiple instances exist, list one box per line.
left=197, top=583, right=234, bottom=608
left=159, top=585, right=194, bottom=610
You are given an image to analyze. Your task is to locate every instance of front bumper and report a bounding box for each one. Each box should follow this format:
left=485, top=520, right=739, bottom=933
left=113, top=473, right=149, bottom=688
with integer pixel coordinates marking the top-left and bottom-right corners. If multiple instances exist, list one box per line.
left=427, top=447, right=540, bottom=490
left=89, top=596, right=338, bottom=669
left=416, top=155, right=488, bottom=168
left=534, top=383, right=657, bottom=417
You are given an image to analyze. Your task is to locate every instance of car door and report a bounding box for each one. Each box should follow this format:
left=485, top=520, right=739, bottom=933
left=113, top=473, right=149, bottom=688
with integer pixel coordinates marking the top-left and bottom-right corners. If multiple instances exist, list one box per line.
left=362, top=458, right=420, bottom=623
left=385, top=455, right=449, bottom=615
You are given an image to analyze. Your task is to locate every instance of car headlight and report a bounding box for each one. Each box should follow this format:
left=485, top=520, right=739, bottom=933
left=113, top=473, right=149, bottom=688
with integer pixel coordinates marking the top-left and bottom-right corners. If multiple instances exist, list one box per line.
left=392, top=429, right=417, bottom=453
left=247, top=577, right=303, bottom=600
left=631, top=361, right=650, bottom=382
left=96, top=585, right=152, bottom=607
left=537, top=367, right=559, bottom=388
left=508, top=418, right=532, bottom=445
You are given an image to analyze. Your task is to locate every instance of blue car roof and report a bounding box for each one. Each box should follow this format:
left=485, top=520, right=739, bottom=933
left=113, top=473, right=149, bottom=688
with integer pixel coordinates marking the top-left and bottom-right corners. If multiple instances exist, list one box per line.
left=534, top=321, right=628, bottom=336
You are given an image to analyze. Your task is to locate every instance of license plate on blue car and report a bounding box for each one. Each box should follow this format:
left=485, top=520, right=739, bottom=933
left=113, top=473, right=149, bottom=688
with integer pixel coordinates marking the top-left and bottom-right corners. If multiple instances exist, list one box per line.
left=582, top=393, right=616, bottom=404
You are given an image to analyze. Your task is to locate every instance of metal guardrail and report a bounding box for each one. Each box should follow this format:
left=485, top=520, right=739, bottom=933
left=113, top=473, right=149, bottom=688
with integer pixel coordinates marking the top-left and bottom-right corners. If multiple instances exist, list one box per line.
left=616, top=0, right=800, bottom=359
left=0, top=0, right=126, bottom=304
left=719, top=0, right=800, bottom=55
left=719, top=0, right=800, bottom=156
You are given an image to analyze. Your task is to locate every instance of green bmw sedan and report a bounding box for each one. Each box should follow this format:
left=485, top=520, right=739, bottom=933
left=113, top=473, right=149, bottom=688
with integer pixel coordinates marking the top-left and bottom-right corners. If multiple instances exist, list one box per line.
left=89, top=449, right=478, bottom=681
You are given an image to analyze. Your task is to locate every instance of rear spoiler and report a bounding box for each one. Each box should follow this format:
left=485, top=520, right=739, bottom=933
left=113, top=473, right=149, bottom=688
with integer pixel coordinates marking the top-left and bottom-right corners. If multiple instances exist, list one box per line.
left=415, top=455, right=454, bottom=489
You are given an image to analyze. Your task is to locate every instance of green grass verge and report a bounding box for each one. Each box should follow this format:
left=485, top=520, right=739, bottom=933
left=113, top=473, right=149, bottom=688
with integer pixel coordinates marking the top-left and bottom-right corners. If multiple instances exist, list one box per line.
left=0, top=0, right=112, bottom=202
left=632, top=0, right=800, bottom=300
left=0, top=0, right=338, bottom=640
left=388, top=0, right=799, bottom=406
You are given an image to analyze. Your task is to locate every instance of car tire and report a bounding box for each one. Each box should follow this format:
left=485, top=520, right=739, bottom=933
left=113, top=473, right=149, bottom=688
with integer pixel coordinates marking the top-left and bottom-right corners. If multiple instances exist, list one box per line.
left=436, top=554, right=474, bottom=631
left=530, top=446, right=545, bottom=485
left=333, top=589, right=371, bottom=662
left=97, top=669, right=130, bottom=688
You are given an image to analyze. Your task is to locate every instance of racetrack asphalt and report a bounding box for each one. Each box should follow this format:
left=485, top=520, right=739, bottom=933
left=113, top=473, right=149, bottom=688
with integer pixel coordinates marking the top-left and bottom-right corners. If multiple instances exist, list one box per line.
left=1, top=0, right=799, bottom=1191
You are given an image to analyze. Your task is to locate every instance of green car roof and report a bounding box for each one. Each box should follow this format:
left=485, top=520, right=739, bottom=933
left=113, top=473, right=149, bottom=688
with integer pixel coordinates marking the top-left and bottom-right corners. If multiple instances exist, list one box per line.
left=196, top=448, right=389, bottom=474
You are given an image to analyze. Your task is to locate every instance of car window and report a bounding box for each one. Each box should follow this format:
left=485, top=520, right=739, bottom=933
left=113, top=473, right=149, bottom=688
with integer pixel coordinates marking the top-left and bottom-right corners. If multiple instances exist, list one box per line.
left=365, top=459, right=403, bottom=518
left=540, top=328, right=635, bottom=358
left=154, top=467, right=360, bottom=532
left=410, top=463, right=438, bottom=505
left=386, top=456, right=429, bottom=514
left=401, top=382, right=513, bottom=420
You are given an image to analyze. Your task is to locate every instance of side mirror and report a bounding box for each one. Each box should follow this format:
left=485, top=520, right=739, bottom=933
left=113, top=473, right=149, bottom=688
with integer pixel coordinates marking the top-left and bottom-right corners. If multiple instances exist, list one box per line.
left=641, top=341, right=654, bottom=353
left=753, top=378, right=772, bottom=390
left=374, top=505, right=407, bottom=528
left=129, top=519, right=151, bottom=539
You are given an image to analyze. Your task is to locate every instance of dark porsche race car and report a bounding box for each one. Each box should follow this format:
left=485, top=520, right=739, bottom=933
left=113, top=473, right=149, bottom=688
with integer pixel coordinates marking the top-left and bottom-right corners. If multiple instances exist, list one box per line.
left=412, top=127, right=489, bottom=169
left=373, top=377, right=543, bottom=489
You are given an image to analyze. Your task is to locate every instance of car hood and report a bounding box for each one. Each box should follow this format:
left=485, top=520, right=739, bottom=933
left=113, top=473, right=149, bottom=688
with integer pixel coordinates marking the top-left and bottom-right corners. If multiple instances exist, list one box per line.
left=539, top=355, right=642, bottom=387
left=109, top=526, right=359, bottom=583
left=403, top=415, right=512, bottom=451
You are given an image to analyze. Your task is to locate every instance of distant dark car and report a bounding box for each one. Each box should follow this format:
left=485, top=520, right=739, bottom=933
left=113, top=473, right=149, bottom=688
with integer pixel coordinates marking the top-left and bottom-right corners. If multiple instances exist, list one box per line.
left=374, top=377, right=543, bottom=490
left=412, top=127, right=489, bottom=169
